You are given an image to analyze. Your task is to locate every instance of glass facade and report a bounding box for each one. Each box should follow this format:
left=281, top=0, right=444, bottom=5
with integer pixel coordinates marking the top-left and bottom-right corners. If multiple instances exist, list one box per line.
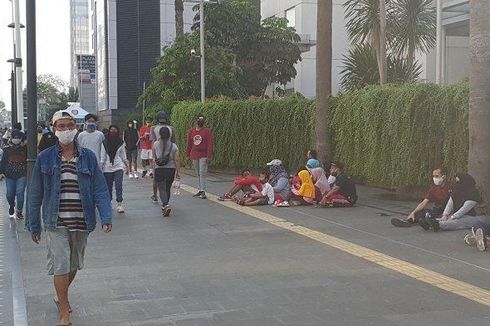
left=70, top=0, right=91, bottom=87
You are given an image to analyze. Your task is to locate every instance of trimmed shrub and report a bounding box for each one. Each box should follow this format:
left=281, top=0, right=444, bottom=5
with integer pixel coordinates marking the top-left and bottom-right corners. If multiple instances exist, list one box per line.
left=170, top=83, right=469, bottom=189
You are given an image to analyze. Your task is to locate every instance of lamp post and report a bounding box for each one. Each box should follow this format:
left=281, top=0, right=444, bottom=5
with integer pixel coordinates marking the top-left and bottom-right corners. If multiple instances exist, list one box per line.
left=9, top=0, right=24, bottom=129
left=7, top=59, right=18, bottom=126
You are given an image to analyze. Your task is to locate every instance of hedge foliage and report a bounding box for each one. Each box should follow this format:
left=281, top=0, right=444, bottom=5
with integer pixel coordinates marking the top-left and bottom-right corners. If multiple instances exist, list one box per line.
left=170, top=83, right=469, bottom=189
left=172, top=94, right=315, bottom=170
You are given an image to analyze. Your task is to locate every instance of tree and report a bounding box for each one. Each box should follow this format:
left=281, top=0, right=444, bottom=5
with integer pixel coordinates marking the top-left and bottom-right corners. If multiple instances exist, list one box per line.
left=316, top=0, right=333, bottom=163
left=340, top=44, right=421, bottom=92
left=193, top=0, right=301, bottom=96
left=379, top=0, right=388, bottom=84
left=468, top=1, right=490, bottom=212
left=175, top=0, right=184, bottom=39
left=67, top=87, right=79, bottom=102
left=37, top=74, right=70, bottom=120
left=138, top=34, right=243, bottom=116
left=391, top=0, right=436, bottom=65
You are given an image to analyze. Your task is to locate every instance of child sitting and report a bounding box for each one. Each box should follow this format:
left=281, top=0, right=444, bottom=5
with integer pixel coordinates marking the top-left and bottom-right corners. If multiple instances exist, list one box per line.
left=218, top=169, right=263, bottom=201
left=236, top=171, right=275, bottom=206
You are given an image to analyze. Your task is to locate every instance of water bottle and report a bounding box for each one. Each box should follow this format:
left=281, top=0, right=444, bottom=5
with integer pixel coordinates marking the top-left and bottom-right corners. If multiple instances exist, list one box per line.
left=172, top=179, right=181, bottom=195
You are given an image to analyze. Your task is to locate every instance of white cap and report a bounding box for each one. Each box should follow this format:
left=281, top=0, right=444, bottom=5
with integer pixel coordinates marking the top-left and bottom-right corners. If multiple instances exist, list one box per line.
left=52, top=110, right=75, bottom=125
left=266, top=159, right=282, bottom=166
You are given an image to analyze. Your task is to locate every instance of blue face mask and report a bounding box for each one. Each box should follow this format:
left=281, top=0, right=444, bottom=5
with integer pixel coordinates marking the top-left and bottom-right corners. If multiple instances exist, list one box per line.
left=85, top=123, right=96, bottom=132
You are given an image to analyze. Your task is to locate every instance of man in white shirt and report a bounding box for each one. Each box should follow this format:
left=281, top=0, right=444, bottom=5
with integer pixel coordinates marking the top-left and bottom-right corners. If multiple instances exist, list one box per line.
left=77, top=114, right=105, bottom=164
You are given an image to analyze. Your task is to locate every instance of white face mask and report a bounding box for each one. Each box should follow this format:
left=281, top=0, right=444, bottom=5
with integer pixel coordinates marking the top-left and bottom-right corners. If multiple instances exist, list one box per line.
left=327, top=175, right=336, bottom=184
left=11, top=138, right=21, bottom=145
left=55, top=129, right=78, bottom=145
left=433, top=177, right=444, bottom=186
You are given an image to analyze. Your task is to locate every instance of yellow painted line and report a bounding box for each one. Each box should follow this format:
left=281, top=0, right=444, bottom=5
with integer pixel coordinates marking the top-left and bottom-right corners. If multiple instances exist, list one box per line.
left=181, top=184, right=490, bottom=307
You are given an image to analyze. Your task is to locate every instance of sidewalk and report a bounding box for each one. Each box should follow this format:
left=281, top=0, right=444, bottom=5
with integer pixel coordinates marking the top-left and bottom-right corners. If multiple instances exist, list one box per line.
left=4, top=171, right=490, bottom=325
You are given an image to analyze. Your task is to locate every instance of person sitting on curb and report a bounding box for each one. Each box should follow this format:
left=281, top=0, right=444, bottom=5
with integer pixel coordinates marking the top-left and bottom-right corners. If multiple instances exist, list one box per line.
left=290, top=169, right=316, bottom=206
left=391, top=167, right=450, bottom=228
left=269, top=164, right=291, bottom=206
left=419, top=173, right=484, bottom=231
left=309, top=166, right=330, bottom=203
left=236, top=171, right=274, bottom=206
left=218, top=169, right=263, bottom=201
left=306, top=149, right=321, bottom=169
left=320, top=161, right=358, bottom=207
left=464, top=221, right=490, bottom=252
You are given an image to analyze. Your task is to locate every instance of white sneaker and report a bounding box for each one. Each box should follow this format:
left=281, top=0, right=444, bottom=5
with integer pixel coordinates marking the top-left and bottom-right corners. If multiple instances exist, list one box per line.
left=133, top=171, right=139, bottom=179
left=129, top=173, right=134, bottom=179
left=116, top=203, right=125, bottom=213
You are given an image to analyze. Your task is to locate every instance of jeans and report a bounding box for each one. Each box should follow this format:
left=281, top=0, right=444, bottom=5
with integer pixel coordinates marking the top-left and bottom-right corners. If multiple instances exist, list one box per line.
left=193, top=158, right=208, bottom=192
left=104, top=170, right=124, bottom=203
left=155, top=168, right=175, bottom=206
left=5, top=176, right=26, bottom=211
left=439, top=215, right=484, bottom=231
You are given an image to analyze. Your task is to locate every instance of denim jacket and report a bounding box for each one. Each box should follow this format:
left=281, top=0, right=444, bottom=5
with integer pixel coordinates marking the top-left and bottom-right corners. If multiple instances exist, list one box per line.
left=27, top=143, right=112, bottom=235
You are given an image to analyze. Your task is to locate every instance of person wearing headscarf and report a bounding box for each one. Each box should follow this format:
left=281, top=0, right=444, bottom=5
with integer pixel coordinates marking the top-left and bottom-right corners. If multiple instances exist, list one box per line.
left=290, top=169, right=316, bottom=206
left=421, top=173, right=485, bottom=231
left=269, top=164, right=291, bottom=205
left=101, top=125, right=128, bottom=214
left=309, top=167, right=330, bottom=202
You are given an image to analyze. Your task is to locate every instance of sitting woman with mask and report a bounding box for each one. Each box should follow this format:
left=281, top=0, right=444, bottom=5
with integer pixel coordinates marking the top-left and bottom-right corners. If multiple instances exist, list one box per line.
left=420, top=173, right=484, bottom=231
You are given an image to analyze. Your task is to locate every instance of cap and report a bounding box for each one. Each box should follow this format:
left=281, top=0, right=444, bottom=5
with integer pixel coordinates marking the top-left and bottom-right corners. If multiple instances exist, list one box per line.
left=330, top=161, right=344, bottom=170
left=196, top=113, right=205, bottom=120
left=11, top=129, right=25, bottom=140
left=306, top=159, right=321, bottom=169
left=266, top=159, right=282, bottom=166
left=156, top=111, right=168, bottom=123
left=52, top=110, right=75, bottom=125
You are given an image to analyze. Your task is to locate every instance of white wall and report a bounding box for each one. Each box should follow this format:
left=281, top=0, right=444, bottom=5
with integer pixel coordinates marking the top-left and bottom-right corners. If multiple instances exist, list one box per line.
left=160, top=0, right=196, bottom=51
left=261, top=0, right=350, bottom=98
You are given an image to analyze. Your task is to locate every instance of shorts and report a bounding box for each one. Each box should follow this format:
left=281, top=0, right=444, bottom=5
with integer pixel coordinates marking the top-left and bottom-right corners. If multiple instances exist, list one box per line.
left=46, top=228, right=89, bottom=276
left=140, top=149, right=153, bottom=160
left=127, top=148, right=138, bottom=162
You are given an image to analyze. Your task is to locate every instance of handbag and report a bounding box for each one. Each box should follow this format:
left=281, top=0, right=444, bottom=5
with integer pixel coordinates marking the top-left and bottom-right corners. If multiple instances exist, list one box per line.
left=155, top=143, right=173, bottom=166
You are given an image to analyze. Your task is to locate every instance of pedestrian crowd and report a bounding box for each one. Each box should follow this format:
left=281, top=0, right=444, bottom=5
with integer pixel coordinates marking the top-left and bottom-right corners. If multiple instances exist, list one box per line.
left=0, top=108, right=489, bottom=325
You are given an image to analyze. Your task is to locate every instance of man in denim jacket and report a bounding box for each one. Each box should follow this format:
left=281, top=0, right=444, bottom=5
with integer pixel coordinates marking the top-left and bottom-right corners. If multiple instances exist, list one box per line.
left=27, top=110, right=112, bottom=326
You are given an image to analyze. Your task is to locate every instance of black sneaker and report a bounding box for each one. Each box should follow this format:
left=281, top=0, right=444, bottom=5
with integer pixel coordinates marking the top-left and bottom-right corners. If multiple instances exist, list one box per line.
left=15, top=211, right=24, bottom=220
left=162, top=205, right=172, bottom=217
left=418, top=216, right=431, bottom=231
left=426, top=216, right=440, bottom=232
left=9, top=207, right=15, bottom=217
left=199, top=192, right=207, bottom=199
left=142, top=170, right=148, bottom=178
left=391, top=218, right=413, bottom=228
left=151, top=195, right=158, bottom=203
left=193, top=191, right=203, bottom=197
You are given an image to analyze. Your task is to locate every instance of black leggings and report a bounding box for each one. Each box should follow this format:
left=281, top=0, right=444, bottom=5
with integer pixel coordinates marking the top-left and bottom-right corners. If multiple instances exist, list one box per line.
left=154, top=168, right=175, bottom=206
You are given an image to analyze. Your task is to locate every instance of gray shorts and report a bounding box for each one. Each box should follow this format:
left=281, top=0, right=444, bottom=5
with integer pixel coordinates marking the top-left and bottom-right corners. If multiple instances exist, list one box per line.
left=46, top=228, right=89, bottom=276
left=127, top=148, right=138, bottom=162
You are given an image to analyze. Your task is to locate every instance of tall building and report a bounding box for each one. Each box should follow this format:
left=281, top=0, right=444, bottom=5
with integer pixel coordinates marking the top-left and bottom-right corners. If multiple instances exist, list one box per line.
left=91, top=0, right=194, bottom=127
left=70, top=0, right=96, bottom=113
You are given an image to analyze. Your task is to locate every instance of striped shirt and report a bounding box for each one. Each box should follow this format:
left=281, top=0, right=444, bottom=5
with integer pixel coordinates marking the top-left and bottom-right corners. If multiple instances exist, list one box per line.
left=57, top=157, right=87, bottom=231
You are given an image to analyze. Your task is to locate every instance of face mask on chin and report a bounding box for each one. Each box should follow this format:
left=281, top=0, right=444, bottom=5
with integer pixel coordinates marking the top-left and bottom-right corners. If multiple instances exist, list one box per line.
left=327, top=175, right=336, bottom=184
left=11, top=138, right=22, bottom=145
left=55, top=129, right=78, bottom=145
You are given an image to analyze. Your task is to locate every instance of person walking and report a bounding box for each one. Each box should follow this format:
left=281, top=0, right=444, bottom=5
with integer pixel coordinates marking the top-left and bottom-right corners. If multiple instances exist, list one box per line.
left=123, top=120, right=140, bottom=179
left=153, top=126, right=181, bottom=216
left=139, top=117, right=153, bottom=178
left=0, top=129, right=27, bottom=219
left=186, top=113, right=213, bottom=199
left=100, top=125, right=129, bottom=213
left=27, top=110, right=112, bottom=326
left=77, top=114, right=105, bottom=165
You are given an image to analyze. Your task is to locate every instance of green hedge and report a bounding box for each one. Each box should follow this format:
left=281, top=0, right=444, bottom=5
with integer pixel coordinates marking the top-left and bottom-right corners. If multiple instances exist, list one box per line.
left=172, top=94, right=315, bottom=170
left=170, top=83, right=469, bottom=189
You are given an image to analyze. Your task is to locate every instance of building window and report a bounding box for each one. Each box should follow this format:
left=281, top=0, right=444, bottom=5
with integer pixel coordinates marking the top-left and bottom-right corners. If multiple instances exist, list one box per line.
left=285, top=7, right=295, bottom=28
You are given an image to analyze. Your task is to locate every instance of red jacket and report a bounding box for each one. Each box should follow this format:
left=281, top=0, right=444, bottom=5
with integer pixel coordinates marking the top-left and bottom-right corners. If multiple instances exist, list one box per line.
left=234, top=175, right=263, bottom=192
left=186, top=127, right=213, bottom=160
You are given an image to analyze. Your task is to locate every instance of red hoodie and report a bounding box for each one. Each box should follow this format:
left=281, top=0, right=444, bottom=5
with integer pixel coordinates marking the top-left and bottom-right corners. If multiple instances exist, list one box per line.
left=186, top=127, right=213, bottom=160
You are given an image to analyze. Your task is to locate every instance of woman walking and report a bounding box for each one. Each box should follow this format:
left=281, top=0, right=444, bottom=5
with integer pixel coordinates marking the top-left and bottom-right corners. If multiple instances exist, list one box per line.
left=153, top=126, right=180, bottom=217
left=101, top=125, right=128, bottom=213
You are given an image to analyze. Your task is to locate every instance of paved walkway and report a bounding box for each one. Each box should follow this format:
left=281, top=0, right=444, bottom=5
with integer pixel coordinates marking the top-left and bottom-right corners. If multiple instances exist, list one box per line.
left=1, top=171, right=490, bottom=325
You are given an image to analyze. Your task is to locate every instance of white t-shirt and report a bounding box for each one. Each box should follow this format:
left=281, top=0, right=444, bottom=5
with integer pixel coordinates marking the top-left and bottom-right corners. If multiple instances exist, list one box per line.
left=261, top=183, right=275, bottom=205
left=100, top=144, right=127, bottom=173
left=77, top=130, right=105, bottom=163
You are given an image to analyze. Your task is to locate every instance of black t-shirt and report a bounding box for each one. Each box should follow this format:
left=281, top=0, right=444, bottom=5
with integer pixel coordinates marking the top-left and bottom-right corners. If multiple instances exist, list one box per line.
left=336, top=172, right=358, bottom=203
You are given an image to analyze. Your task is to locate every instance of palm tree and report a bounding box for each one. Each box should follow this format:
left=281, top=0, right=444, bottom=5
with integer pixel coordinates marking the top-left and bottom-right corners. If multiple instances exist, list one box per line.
left=468, top=1, right=490, bottom=212
left=175, top=0, right=184, bottom=39
left=391, top=0, right=436, bottom=65
left=315, top=0, right=333, bottom=163
left=379, top=0, right=388, bottom=83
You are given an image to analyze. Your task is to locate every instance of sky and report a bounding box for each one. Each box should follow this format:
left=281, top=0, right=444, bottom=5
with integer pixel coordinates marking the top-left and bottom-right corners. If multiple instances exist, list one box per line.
left=0, top=0, right=70, bottom=111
